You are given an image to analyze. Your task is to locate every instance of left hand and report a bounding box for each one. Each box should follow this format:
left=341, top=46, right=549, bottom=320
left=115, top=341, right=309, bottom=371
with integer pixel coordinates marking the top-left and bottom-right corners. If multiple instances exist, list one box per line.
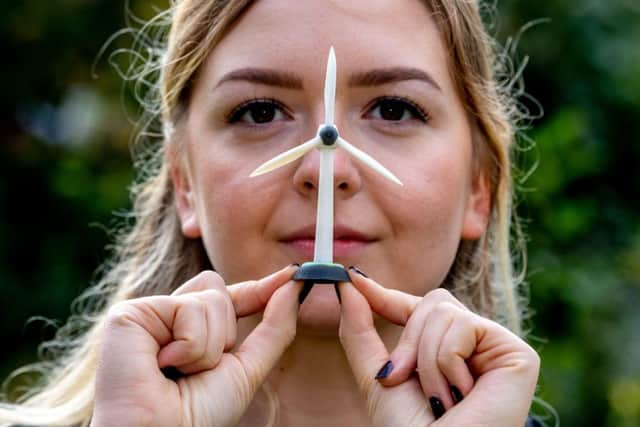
left=338, top=269, right=540, bottom=427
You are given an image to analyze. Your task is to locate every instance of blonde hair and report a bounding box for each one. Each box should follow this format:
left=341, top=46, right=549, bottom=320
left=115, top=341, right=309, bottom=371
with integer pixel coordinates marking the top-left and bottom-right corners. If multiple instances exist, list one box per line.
left=0, top=0, right=530, bottom=425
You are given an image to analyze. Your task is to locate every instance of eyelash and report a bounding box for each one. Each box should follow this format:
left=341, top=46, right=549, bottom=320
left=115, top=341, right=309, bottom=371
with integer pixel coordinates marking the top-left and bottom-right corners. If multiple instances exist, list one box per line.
left=225, top=95, right=430, bottom=125
left=226, top=97, right=291, bottom=124
left=364, top=96, right=430, bottom=123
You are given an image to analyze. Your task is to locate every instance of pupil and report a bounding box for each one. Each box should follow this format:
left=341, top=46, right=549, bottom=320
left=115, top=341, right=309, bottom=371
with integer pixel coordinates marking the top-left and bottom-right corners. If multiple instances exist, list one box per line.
left=251, top=104, right=275, bottom=123
left=380, top=99, right=405, bottom=121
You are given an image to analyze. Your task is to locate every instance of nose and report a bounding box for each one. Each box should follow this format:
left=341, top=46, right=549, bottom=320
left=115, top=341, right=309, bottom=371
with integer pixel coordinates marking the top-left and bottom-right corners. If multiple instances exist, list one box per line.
left=292, top=138, right=362, bottom=199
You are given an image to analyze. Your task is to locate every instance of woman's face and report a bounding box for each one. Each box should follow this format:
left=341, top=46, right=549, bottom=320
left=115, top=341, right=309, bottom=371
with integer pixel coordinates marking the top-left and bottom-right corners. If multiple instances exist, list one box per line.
left=173, top=0, right=489, bottom=329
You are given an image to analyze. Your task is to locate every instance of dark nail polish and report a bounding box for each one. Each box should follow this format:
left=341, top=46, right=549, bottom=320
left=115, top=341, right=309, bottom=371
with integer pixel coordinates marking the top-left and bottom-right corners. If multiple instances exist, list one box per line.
left=161, top=366, right=183, bottom=381
left=375, top=360, right=394, bottom=380
left=450, top=385, right=464, bottom=403
left=348, top=266, right=368, bottom=278
left=298, top=282, right=313, bottom=304
left=429, top=396, right=446, bottom=419
left=333, top=283, right=342, bottom=304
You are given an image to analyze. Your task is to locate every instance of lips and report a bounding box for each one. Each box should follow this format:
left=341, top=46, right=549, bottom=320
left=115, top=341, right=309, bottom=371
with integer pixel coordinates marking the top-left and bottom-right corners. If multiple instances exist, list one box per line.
left=280, top=225, right=376, bottom=259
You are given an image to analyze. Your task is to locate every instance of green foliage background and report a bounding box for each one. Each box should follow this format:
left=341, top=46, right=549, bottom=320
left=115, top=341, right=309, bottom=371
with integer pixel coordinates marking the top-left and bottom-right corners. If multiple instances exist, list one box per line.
left=1, top=1, right=638, bottom=425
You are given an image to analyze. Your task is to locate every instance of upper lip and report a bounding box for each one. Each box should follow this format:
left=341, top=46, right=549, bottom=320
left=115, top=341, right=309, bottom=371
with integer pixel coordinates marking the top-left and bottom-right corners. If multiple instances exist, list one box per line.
left=280, top=224, right=376, bottom=242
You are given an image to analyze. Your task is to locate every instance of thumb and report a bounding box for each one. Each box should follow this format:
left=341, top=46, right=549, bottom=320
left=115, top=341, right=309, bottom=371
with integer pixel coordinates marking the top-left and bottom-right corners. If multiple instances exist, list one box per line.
left=339, top=282, right=433, bottom=427
left=337, top=281, right=391, bottom=395
left=233, top=280, right=300, bottom=397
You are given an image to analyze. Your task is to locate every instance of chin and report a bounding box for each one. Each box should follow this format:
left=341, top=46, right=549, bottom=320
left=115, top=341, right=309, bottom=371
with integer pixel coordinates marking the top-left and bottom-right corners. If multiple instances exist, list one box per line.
left=296, top=284, right=342, bottom=336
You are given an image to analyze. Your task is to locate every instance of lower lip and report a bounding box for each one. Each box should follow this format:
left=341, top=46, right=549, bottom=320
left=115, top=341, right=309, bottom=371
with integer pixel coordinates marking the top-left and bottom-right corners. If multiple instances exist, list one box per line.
left=283, top=238, right=371, bottom=259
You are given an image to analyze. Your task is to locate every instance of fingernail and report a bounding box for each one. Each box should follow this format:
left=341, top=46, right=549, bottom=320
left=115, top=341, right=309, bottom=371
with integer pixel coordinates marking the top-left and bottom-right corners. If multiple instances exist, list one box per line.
left=450, top=385, right=464, bottom=403
left=429, top=396, right=446, bottom=419
left=375, top=360, right=394, bottom=380
left=298, top=282, right=313, bottom=304
left=289, top=263, right=300, bottom=268
left=161, top=366, right=183, bottom=381
left=333, top=283, right=342, bottom=304
left=348, top=266, right=368, bottom=278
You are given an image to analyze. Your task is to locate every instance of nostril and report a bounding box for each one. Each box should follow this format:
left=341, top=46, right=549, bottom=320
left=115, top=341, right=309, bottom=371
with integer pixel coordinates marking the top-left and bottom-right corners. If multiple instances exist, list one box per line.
left=304, top=181, right=314, bottom=190
left=338, top=182, right=348, bottom=190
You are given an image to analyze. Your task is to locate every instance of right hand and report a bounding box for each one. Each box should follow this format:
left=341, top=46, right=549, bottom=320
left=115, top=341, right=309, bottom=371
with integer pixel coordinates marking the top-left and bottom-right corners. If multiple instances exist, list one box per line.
left=91, top=264, right=300, bottom=427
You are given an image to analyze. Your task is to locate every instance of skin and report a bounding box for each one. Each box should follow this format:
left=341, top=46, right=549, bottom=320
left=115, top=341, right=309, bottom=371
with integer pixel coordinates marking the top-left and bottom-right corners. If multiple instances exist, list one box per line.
left=91, top=1, right=540, bottom=426
left=174, top=0, right=489, bottom=330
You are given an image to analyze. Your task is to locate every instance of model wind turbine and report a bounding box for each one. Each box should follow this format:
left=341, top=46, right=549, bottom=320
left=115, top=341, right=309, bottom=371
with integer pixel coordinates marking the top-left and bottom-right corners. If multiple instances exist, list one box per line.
left=250, top=47, right=402, bottom=302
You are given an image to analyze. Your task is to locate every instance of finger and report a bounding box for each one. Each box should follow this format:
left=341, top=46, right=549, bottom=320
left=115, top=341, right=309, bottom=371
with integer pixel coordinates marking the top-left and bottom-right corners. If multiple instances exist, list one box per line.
left=430, top=318, right=540, bottom=426
left=339, top=282, right=433, bottom=426
left=417, top=302, right=459, bottom=412
left=172, top=270, right=237, bottom=351
left=233, top=280, right=300, bottom=397
left=171, top=270, right=226, bottom=296
left=436, top=307, right=477, bottom=401
left=228, top=264, right=299, bottom=317
left=382, top=289, right=468, bottom=386
left=157, top=292, right=228, bottom=374
left=348, top=268, right=420, bottom=325
left=337, top=281, right=390, bottom=395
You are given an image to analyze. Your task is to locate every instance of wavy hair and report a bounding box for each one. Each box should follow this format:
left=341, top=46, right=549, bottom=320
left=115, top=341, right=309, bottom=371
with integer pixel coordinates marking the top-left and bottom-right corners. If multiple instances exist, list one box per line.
left=0, top=1, right=532, bottom=425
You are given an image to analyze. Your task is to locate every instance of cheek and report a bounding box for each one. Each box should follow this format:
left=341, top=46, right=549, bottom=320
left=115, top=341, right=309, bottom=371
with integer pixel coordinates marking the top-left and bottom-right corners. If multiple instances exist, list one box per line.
left=380, top=143, right=472, bottom=294
left=394, top=147, right=470, bottom=230
left=191, top=153, right=285, bottom=276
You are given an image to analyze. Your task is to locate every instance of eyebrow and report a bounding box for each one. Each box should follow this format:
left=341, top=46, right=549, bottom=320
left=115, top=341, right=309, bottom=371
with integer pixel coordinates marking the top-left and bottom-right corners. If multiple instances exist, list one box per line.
left=349, top=67, right=442, bottom=92
left=215, top=66, right=442, bottom=92
left=216, top=68, right=304, bottom=89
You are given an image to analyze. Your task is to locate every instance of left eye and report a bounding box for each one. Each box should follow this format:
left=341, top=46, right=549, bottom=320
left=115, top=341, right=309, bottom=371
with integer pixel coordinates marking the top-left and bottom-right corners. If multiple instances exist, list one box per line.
left=366, top=97, right=428, bottom=122
left=227, top=99, right=289, bottom=124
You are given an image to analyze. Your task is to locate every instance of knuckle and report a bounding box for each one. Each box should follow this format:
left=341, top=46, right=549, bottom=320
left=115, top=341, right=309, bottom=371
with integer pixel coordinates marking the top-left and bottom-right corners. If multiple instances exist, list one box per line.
left=428, top=288, right=453, bottom=301
left=179, top=330, right=200, bottom=346
left=105, top=301, right=138, bottom=327
left=183, top=337, right=205, bottom=359
left=208, top=289, right=228, bottom=306
left=430, top=300, right=458, bottom=319
left=194, top=270, right=226, bottom=289
left=521, top=344, right=541, bottom=371
left=201, top=350, right=222, bottom=369
left=436, top=350, right=456, bottom=368
left=184, top=294, right=206, bottom=310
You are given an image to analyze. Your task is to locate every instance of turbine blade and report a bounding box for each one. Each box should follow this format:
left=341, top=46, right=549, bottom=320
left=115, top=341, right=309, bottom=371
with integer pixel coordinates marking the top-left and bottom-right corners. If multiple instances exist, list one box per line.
left=337, top=138, right=403, bottom=186
left=250, top=137, right=320, bottom=177
left=324, top=47, right=337, bottom=126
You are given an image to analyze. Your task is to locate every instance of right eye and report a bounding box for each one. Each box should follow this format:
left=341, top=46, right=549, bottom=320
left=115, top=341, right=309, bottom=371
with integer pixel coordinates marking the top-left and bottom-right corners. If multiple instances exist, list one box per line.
left=227, top=99, right=291, bottom=125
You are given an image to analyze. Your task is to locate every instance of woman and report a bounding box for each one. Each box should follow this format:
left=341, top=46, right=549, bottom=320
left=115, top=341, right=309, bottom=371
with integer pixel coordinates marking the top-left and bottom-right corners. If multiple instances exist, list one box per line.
left=1, top=0, right=543, bottom=425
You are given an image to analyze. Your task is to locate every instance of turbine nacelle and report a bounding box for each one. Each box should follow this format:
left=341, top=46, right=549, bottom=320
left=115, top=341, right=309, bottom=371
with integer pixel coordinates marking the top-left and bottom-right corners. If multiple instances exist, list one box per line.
left=319, top=124, right=339, bottom=146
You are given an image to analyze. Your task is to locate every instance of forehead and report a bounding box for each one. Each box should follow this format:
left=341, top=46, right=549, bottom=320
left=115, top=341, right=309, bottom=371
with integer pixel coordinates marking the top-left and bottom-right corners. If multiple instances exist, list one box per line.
left=202, top=0, right=453, bottom=92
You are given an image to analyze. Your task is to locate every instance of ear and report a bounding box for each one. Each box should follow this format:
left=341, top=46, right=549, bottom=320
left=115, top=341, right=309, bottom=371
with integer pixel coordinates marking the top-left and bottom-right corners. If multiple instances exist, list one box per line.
left=460, top=170, right=491, bottom=240
left=171, top=160, right=202, bottom=239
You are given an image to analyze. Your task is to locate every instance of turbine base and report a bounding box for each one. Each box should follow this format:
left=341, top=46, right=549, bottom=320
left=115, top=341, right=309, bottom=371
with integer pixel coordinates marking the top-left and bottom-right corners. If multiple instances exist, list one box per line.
left=293, top=262, right=350, bottom=304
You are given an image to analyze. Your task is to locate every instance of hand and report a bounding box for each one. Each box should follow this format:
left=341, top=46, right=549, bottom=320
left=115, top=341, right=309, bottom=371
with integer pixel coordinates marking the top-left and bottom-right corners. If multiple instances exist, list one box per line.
left=91, top=265, right=300, bottom=427
left=338, top=269, right=540, bottom=427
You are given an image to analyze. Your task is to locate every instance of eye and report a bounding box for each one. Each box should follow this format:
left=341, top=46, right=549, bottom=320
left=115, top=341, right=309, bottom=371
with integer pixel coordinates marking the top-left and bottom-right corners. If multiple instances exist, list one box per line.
left=227, top=98, right=290, bottom=125
left=365, top=96, right=429, bottom=123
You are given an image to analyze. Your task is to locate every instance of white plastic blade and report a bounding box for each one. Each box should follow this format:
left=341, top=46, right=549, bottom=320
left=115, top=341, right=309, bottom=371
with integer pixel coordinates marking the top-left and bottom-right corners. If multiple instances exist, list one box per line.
left=337, top=138, right=403, bottom=186
left=250, top=137, right=320, bottom=177
left=324, top=47, right=337, bottom=126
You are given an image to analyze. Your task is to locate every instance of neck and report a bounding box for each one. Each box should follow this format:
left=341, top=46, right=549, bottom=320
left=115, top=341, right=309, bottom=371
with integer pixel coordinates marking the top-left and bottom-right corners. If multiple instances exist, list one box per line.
left=237, top=311, right=403, bottom=427
left=270, top=331, right=367, bottom=426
